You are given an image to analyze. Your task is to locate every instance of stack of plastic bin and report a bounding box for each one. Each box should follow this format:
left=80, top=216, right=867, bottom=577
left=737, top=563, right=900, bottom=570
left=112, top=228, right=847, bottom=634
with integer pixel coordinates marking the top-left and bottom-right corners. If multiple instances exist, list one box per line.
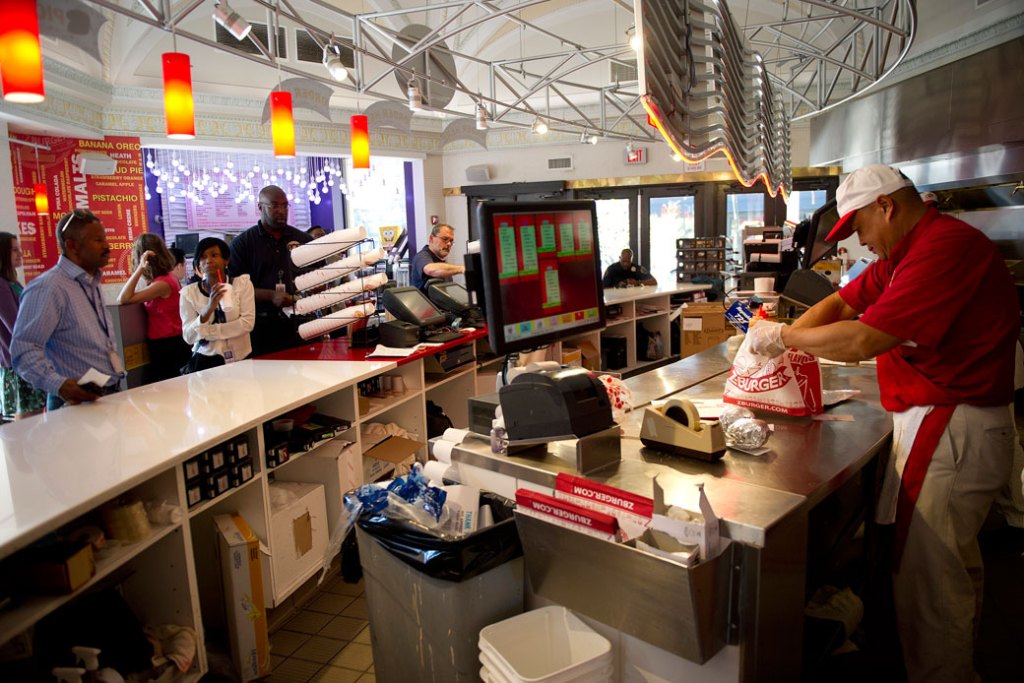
left=478, top=606, right=613, bottom=682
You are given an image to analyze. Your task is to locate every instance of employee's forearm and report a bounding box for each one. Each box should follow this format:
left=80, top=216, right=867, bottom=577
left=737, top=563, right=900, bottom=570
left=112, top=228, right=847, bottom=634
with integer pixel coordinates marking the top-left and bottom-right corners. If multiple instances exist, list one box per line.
left=791, top=292, right=857, bottom=329
left=783, top=320, right=888, bottom=362
left=426, top=262, right=464, bottom=277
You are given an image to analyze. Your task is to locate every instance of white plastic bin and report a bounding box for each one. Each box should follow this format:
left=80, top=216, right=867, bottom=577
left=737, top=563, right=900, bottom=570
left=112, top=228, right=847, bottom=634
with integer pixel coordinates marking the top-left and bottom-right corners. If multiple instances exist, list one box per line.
left=478, top=606, right=613, bottom=683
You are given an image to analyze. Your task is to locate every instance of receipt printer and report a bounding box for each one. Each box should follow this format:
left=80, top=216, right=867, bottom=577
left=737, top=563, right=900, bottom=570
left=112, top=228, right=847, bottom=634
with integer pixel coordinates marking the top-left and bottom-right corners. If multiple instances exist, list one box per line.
left=640, top=398, right=726, bottom=461
left=499, top=368, right=613, bottom=441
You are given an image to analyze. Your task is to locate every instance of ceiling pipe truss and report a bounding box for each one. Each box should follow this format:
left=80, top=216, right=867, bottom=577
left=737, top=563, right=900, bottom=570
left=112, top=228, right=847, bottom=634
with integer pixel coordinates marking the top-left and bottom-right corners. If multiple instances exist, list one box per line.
left=81, top=0, right=914, bottom=177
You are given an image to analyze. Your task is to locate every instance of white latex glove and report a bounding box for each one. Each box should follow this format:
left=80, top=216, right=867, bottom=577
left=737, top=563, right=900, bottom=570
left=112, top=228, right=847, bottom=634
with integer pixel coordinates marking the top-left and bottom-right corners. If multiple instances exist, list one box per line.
left=746, top=321, right=787, bottom=357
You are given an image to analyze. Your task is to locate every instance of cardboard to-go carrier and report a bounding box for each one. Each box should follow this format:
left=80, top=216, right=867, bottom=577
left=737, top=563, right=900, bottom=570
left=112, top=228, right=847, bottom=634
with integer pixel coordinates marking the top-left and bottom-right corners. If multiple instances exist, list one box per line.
left=262, top=481, right=329, bottom=606
left=680, top=302, right=735, bottom=357
left=214, top=513, right=271, bottom=682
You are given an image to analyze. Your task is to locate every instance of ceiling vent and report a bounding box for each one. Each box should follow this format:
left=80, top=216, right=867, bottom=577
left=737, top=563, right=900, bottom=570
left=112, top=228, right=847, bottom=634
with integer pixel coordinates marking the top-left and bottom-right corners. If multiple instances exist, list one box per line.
left=547, top=156, right=573, bottom=171
left=215, top=21, right=286, bottom=58
left=609, top=58, right=638, bottom=84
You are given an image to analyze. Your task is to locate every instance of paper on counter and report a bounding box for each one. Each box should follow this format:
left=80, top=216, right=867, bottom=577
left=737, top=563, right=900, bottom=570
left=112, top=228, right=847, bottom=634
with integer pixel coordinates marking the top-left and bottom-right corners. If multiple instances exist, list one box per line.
left=79, top=368, right=112, bottom=387
left=367, top=344, right=421, bottom=358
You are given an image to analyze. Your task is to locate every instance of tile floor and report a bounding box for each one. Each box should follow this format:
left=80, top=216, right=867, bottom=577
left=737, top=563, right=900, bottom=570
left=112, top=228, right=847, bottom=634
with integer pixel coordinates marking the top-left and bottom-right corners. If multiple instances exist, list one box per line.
left=266, top=576, right=375, bottom=683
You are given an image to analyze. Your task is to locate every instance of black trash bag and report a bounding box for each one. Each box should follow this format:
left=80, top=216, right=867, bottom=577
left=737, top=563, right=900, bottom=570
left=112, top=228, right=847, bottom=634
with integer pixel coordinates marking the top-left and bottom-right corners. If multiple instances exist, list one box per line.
left=355, top=491, right=521, bottom=583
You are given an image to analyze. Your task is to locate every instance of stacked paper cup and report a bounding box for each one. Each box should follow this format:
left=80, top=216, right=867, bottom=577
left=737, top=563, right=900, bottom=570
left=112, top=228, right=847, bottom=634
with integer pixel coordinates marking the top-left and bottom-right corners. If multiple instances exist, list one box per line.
left=294, top=272, right=388, bottom=315
left=294, top=247, right=387, bottom=291
left=297, top=302, right=376, bottom=340
left=290, top=226, right=367, bottom=267
left=478, top=606, right=613, bottom=683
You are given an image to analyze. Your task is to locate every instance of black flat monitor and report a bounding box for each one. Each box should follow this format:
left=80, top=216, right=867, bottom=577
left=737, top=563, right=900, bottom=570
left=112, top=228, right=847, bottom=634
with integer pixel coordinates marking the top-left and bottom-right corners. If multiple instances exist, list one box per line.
left=427, top=281, right=471, bottom=314
left=381, top=286, right=447, bottom=328
left=802, top=199, right=840, bottom=270
left=474, top=200, right=605, bottom=355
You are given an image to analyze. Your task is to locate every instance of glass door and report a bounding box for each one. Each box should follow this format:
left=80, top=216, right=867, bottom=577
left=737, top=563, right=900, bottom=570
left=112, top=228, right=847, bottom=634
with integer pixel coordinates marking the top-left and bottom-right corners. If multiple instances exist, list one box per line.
left=641, top=186, right=698, bottom=286
left=575, top=188, right=638, bottom=275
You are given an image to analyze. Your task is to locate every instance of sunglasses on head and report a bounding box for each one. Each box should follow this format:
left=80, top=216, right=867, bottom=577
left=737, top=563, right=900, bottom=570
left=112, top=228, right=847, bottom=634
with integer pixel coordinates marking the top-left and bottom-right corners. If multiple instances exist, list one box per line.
left=56, top=208, right=97, bottom=235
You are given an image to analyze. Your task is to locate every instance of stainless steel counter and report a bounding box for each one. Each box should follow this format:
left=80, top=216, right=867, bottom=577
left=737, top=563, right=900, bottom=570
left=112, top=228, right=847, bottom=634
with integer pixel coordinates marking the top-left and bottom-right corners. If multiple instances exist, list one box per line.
left=622, top=343, right=735, bottom=408
left=447, top=347, right=892, bottom=681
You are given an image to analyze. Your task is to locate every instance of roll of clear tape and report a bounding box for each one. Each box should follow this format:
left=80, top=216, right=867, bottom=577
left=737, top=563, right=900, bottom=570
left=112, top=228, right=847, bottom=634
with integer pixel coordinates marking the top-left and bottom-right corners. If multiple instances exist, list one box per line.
left=294, top=247, right=386, bottom=291
left=725, top=418, right=770, bottom=449
left=294, top=273, right=388, bottom=315
left=290, top=226, right=368, bottom=267
left=719, top=405, right=755, bottom=429
left=297, top=302, right=376, bottom=340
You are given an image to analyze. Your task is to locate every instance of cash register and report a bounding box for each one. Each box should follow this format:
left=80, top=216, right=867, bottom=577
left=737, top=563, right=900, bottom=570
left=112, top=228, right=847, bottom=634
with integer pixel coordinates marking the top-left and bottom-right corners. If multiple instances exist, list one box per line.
left=380, top=286, right=465, bottom=344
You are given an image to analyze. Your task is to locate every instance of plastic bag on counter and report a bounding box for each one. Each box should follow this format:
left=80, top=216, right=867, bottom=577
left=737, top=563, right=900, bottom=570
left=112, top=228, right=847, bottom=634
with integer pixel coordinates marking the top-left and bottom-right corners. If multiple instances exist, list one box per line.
left=723, top=333, right=823, bottom=416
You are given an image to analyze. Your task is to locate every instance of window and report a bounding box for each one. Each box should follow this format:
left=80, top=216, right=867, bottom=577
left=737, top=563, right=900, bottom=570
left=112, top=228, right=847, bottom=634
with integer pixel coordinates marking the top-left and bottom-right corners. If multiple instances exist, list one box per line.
left=646, top=194, right=695, bottom=285
left=726, top=193, right=765, bottom=267
left=786, top=189, right=828, bottom=224
left=594, top=198, right=633, bottom=274
left=346, top=157, right=408, bottom=248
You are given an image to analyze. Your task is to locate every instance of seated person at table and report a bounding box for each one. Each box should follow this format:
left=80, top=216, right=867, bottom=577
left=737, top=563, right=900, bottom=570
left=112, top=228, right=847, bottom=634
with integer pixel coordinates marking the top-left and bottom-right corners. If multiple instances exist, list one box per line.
left=180, top=238, right=255, bottom=371
left=603, top=249, right=657, bottom=288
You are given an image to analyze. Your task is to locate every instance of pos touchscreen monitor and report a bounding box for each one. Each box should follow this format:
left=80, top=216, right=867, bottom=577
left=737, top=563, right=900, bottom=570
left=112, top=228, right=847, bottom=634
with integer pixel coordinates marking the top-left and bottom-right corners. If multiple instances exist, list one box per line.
left=802, top=199, right=840, bottom=270
left=474, top=200, right=605, bottom=355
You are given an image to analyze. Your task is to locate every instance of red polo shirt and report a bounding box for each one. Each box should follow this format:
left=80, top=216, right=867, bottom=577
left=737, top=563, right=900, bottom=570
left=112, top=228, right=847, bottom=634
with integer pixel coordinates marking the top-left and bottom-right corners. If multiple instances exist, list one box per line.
left=839, top=208, right=1018, bottom=412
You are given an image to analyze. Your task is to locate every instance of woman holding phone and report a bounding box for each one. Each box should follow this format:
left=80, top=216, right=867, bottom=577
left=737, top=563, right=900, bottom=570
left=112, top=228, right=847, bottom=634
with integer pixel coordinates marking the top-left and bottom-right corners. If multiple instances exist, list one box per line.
left=179, top=237, right=255, bottom=371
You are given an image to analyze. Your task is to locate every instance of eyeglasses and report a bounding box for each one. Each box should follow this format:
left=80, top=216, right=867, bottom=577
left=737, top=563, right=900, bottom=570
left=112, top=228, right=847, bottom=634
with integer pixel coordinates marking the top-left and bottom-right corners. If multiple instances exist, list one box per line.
left=259, top=201, right=290, bottom=210
left=435, top=235, right=455, bottom=245
left=57, top=208, right=96, bottom=235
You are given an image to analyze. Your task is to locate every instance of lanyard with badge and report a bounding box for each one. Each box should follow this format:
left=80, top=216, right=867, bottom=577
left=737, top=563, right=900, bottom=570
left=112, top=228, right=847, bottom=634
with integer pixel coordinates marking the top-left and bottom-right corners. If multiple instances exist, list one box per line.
left=77, top=278, right=125, bottom=376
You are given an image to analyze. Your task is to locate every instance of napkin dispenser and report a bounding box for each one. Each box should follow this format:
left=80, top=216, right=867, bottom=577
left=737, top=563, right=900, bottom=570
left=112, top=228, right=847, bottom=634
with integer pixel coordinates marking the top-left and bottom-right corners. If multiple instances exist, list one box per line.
left=499, top=368, right=613, bottom=441
left=640, top=398, right=726, bottom=461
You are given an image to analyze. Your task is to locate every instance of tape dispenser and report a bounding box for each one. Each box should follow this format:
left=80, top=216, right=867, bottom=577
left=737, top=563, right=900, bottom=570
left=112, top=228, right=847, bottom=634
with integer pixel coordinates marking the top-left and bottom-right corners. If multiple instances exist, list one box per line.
left=639, top=398, right=726, bottom=461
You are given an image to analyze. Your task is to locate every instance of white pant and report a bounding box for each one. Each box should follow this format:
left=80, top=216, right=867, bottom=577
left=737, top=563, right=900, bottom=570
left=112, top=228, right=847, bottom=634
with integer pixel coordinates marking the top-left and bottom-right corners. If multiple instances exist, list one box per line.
left=889, top=404, right=1015, bottom=683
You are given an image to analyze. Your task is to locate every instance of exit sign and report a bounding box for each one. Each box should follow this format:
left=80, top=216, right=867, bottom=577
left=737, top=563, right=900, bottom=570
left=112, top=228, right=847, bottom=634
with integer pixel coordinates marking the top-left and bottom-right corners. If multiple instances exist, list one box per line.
left=625, top=146, right=648, bottom=165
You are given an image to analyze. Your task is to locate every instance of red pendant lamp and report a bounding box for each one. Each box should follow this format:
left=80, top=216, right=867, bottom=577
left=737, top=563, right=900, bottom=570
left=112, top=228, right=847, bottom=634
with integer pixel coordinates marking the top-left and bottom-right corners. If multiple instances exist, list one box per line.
left=270, top=90, right=295, bottom=158
left=350, top=115, right=369, bottom=169
left=0, top=0, right=46, bottom=103
left=33, top=182, right=48, bottom=215
left=162, top=52, right=195, bottom=139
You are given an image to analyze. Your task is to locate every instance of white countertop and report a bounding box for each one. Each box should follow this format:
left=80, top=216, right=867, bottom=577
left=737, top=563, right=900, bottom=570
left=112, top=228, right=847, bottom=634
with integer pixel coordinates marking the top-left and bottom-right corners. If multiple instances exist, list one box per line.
left=603, top=282, right=711, bottom=305
left=0, top=358, right=395, bottom=556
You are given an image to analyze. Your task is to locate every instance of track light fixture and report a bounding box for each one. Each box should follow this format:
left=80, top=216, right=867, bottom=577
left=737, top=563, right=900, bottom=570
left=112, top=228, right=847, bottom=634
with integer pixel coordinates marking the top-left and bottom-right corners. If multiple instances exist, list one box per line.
left=532, top=118, right=548, bottom=135
left=626, top=140, right=635, bottom=155
left=407, top=74, right=422, bottom=111
left=322, top=43, right=348, bottom=82
left=213, top=1, right=252, bottom=41
left=475, top=101, right=487, bottom=131
left=579, top=130, right=598, bottom=145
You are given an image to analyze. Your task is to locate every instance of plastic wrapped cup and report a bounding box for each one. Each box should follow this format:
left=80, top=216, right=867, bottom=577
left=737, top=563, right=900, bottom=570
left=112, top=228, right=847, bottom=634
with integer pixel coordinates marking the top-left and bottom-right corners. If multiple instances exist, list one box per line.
left=218, top=283, right=234, bottom=313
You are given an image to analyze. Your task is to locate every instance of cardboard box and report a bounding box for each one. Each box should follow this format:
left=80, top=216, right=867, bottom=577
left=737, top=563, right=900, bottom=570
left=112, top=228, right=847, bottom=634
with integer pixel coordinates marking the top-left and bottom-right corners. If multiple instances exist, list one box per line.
left=362, top=434, right=424, bottom=483
left=20, top=541, right=95, bottom=594
left=680, top=302, right=734, bottom=357
left=578, top=341, right=600, bottom=371
left=262, top=482, right=329, bottom=606
left=560, top=345, right=583, bottom=367
left=214, top=513, right=270, bottom=682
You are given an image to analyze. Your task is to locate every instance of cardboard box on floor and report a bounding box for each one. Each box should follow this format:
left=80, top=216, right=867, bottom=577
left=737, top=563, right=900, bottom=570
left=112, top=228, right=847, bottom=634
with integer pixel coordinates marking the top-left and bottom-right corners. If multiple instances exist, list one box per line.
left=262, top=482, right=329, bottom=607
left=214, top=513, right=271, bottom=682
left=680, top=302, right=735, bottom=357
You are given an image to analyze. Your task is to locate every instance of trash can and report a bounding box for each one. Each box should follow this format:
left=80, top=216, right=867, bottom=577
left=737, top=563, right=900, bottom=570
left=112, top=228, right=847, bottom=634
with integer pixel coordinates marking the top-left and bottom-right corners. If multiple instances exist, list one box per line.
left=355, top=491, right=524, bottom=683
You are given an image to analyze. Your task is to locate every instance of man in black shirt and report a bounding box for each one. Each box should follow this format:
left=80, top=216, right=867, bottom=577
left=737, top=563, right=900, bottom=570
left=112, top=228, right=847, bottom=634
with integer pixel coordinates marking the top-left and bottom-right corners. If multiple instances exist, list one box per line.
left=228, top=185, right=312, bottom=356
left=410, top=223, right=465, bottom=291
left=602, top=248, right=657, bottom=288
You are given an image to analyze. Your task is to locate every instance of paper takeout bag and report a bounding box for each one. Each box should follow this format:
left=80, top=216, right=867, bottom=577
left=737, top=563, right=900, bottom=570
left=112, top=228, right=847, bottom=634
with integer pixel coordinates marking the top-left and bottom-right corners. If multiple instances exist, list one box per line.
left=723, top=335, right=823, bottom=416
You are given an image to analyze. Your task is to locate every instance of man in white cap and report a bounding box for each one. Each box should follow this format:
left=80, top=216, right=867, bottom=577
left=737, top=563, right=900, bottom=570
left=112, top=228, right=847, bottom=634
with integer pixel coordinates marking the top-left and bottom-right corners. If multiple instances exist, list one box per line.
left=748, top=164, right=1018, bottom=682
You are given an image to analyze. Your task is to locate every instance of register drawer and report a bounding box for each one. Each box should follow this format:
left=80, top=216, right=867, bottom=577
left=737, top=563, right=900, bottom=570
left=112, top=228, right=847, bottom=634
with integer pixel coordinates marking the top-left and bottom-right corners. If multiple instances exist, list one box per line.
left=514, top=511, right=733, bottom=664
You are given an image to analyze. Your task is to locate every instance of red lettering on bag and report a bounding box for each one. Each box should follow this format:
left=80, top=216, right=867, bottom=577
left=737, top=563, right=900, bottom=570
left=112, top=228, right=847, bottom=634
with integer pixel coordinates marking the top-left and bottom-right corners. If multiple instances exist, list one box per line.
left=730, top=367, right=792, bottom=393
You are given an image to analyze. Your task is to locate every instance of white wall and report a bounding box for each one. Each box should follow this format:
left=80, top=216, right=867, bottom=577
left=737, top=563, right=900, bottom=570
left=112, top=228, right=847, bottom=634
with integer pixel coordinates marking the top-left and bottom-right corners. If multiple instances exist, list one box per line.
left=0, top=121, right=17, bottom=230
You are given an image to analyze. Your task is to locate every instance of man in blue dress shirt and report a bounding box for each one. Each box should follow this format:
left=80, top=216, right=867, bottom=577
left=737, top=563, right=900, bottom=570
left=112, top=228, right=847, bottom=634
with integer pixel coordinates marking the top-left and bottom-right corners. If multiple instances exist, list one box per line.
left=12, top=209, right=124, bottom=409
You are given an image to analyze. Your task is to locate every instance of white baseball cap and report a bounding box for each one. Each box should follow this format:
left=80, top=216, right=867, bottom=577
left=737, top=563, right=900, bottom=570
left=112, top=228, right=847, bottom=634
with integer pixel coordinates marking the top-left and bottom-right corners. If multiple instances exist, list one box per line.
left=826, top=164, right=914, bottom=242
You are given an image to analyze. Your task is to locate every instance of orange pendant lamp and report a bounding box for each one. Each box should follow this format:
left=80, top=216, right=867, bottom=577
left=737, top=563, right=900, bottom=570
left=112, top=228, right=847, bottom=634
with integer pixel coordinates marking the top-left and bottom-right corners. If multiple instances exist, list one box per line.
left=33, top=182, right=48, bottom=215
left=0, top=0, right=46, bottom=103
left=270, top=90, right=295, bottom=158
left=350, top=115, right=369, bottom=169
left=162, top=52, right=195, bottom=139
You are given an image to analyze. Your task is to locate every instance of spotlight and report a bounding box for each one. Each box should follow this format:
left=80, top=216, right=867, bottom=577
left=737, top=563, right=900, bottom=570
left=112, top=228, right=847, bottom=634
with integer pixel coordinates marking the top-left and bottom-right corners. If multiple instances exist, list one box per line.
left=671, top=151, right=683, bottom=162
left=407, top=77, right=422, bottom=111
left=532, top=118, right=548, bottom=135
left=627, top=26, right=642, bottom=52
left=475, top=102, right=487, bottom=130
left=213, top=1, right=251, bottom=41
left=579, top=130, right=598, bottom=145
left=626, top=140, right=635, bottom=155
left=322, top=44, right=348, bottom=82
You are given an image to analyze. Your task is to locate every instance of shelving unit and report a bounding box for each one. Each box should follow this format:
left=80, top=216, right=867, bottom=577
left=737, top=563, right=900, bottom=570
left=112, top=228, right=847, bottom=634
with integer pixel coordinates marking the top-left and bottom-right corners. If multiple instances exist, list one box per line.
left=677, top=237, right=728, bottom=283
